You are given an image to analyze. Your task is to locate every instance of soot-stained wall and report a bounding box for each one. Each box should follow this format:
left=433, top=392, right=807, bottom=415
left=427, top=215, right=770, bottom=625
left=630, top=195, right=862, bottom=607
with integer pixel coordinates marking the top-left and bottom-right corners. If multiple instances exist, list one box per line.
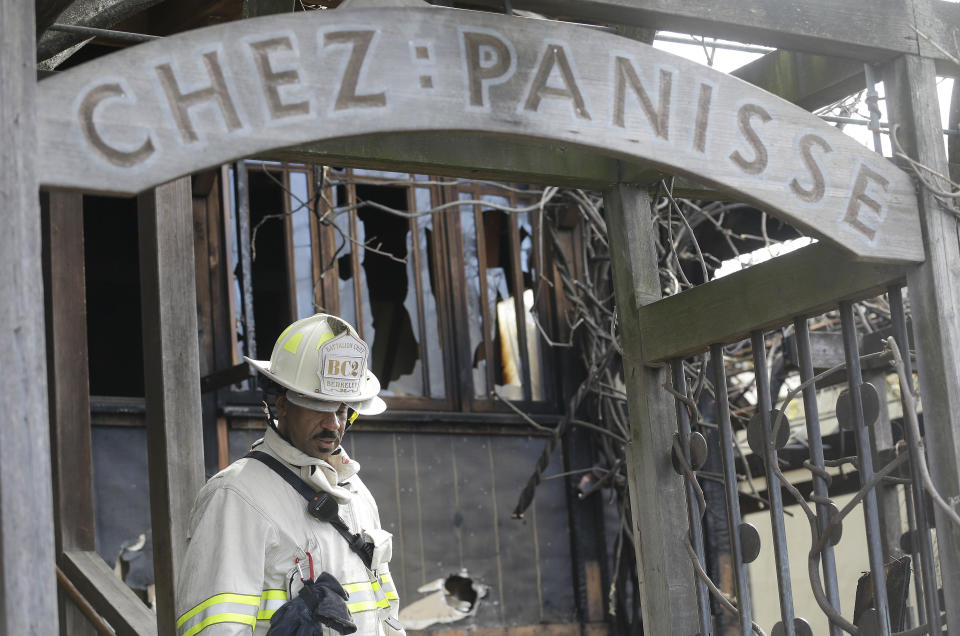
left=228, top=429, right=577, bottom=629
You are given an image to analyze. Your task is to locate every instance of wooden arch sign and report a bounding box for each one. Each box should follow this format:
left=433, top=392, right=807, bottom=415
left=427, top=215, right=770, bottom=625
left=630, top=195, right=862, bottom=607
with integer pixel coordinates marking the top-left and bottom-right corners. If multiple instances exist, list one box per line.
left=37, top=5, right=923, bottom=262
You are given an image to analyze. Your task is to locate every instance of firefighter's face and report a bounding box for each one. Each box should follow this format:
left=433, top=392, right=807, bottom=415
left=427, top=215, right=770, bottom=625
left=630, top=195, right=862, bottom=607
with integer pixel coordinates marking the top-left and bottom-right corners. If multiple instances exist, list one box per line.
left=276, top=396, right=347, bottom=460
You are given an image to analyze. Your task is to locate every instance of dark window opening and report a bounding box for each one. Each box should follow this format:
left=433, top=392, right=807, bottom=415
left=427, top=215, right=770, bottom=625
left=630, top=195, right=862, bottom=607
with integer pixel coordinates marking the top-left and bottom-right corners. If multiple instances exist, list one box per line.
left=248, top=169, right=294, bottom=359
left=84, top=195, right=144, bottom=397
left=480, top=209, right=510, bottom=391
left=333, top=183, right=356, bottom=328
left=356, top=184, right=419, bottom=393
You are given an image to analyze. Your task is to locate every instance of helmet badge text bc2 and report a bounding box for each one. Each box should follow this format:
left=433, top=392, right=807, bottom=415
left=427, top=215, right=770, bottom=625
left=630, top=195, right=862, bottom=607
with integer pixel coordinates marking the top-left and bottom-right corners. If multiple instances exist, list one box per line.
left=318, top=332, right=367, bottom=397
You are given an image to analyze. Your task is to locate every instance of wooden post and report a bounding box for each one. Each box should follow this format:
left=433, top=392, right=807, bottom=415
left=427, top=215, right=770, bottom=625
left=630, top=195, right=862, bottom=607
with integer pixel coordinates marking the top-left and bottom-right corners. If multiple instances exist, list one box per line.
left=883, top=53, right=960, bottom=632
left=138, top=177, right=205, bottom=632
left=603, top=184, right=698, bottom=635
left=193, top=173, right=222, bottom=477
left=41, top=189, right=97, bottom=636
left=0, top=1, right=60, bottom=633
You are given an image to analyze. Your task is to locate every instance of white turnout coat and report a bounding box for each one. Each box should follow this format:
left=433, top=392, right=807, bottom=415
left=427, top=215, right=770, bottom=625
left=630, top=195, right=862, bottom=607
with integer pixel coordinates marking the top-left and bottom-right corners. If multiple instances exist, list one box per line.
left=175, top=426, right=404, bottom=635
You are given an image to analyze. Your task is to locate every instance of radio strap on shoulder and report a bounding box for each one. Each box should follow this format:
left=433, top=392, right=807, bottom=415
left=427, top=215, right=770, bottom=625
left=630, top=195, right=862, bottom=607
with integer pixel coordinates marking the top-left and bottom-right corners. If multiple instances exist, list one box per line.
left=245, top=451, right=374, bottom=569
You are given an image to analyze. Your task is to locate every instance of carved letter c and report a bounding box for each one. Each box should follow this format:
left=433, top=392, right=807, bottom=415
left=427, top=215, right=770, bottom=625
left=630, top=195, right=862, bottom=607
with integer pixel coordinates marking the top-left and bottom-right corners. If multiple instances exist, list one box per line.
left=79, top=83, right=155, bottom=168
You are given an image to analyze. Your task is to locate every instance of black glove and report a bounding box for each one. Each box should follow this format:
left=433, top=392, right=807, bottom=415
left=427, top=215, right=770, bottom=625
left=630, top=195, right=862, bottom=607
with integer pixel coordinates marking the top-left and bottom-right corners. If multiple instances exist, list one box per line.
left=265, top=595, right=322, bottom=636
left=267, top=572, right=357, bottom=636
left=305, top=573, right=357, bottom=634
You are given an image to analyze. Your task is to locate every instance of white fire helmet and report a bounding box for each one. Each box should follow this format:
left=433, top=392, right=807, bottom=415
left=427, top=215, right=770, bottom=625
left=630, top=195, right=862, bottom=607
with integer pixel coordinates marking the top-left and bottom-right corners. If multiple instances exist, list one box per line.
left=244, top=313, right=387, bottom=416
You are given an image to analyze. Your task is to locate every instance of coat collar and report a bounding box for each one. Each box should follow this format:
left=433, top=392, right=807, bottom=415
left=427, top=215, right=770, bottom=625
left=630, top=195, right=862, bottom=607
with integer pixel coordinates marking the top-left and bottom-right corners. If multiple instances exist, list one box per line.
left=261, top=425, right=361, bottom=503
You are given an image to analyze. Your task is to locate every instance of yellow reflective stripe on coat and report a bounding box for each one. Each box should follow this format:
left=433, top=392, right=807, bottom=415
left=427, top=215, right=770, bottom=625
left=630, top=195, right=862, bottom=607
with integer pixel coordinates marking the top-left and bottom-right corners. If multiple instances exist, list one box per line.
left=343, top=579, right=390, bottom=613
left=177, top=593, right=260, bottom=636
left=379, top=573, right=399, bottom=601
left=257, top=589, right=289, bottom=621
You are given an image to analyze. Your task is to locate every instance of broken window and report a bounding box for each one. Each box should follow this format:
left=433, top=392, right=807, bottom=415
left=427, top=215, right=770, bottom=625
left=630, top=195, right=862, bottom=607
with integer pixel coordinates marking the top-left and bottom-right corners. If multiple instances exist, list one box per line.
left=454, top=182, right=551, bottom=406
left=324, top=169, right=448, bottom=403
left=288, top=170, right=315, bottom=320
left=223, top=164, right=557, bottom=414
left=226, top=162, right=318, bottom=365
left=248, top=167, right=296, bottom=356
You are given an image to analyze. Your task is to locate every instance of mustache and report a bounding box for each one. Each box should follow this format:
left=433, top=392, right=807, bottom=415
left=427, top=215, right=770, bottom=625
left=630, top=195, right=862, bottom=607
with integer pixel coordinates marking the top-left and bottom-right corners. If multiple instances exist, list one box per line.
left=312, top=430, right=339, bottom=440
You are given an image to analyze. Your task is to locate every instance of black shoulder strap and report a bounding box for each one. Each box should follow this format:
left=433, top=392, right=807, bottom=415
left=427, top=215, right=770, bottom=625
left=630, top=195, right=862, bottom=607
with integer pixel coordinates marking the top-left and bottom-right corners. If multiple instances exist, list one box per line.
left=247, top=450, right=317, bottom=501
left=245, top=451, right=374, bottom=569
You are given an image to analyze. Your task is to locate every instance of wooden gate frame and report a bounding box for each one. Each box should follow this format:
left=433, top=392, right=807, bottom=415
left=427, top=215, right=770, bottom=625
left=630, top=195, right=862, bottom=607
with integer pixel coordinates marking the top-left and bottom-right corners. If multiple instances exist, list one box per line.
left=4, top=0, right=960, bottom=634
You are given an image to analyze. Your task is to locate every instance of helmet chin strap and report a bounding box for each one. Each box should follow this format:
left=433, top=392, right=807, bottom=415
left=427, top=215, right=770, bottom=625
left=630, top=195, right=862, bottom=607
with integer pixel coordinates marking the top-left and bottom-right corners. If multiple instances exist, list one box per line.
left=264, top=400, right=294, bottom=445
left=263, top=399, right=283, bottom=434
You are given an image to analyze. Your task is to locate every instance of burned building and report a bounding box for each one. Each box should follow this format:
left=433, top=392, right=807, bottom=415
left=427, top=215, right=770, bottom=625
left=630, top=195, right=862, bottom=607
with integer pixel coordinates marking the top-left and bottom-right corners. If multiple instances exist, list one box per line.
left=4, top=0, right=960, bottom=635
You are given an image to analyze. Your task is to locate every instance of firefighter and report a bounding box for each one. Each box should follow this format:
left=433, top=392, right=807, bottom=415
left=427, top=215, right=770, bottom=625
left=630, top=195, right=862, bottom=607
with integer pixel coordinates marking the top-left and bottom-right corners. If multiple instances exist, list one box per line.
left=175, top=313, right=405, bottom=635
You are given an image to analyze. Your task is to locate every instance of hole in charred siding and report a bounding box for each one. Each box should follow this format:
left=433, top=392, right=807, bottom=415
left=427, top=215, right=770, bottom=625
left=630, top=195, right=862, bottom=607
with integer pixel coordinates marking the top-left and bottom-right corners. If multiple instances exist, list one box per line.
left=443, top=573, right=480, bottom=612
left=399, top=570, right=489, bottom=630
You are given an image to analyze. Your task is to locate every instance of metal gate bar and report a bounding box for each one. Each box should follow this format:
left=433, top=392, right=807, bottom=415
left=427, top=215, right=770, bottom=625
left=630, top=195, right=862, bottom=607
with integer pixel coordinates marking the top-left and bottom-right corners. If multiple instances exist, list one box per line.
left=658, top=295, right=947, bottom=633
left=750, top=330, right=797, bottom=635
left=901, top=482, right=924, bottom=629
left=888, top=285, right=943, bottom=632
left=838, top=301, right=892, bottom=635
left=709, top=344, right=755, bottom=636
left=792, top=317, right=843, bottom=636
left=670, top=360, right=713, bottom=635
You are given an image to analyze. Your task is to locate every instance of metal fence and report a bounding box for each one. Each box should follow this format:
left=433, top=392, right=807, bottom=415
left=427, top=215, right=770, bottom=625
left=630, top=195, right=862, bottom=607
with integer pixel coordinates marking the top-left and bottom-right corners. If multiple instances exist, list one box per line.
left=670, top=285, right=947, bottom=636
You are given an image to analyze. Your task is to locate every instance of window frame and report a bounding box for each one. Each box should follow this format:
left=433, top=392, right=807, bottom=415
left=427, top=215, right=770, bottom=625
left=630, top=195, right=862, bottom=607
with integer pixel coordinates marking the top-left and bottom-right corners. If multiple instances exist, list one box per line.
left=440, top=179, right=559, bottom=415
left=223, top=163, right=561, bottom=418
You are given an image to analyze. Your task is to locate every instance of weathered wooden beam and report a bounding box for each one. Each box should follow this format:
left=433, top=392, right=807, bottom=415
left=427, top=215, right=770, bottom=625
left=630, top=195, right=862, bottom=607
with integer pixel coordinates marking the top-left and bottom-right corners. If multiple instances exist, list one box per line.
left=731, top=51, right=866, bottom=112
left=280, top=133, right=729, bottom=198
left=137, top=177, right=205, bottom=633
left=279, top=43, right=864, bottom=183
left=884, top=51, right=960, bottom=633
left=277, top=134, right=631, bottom=190
left=60, top=550, right=158, bottom=636
left=283, top=135, right=721, bottom=199
left=928, top=1, right=960, bottom=73
left=949, top=77, right=960, bottom=181
left=278, top=44, right=864, bottom=183
left=37, top=10, right=925, bottom=262
left=0, top=1, right=59, bottom=632
left=604, top=184, right=698, bottom=635
left=41, top=189, right=97, bottom=636
left=42, top=189, right=94, bottom=553
left=284, top=43, right=873, bottom=181
left=636, top=243, right=908, bottom=362
left=462, top=0, right=959, bottom=67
